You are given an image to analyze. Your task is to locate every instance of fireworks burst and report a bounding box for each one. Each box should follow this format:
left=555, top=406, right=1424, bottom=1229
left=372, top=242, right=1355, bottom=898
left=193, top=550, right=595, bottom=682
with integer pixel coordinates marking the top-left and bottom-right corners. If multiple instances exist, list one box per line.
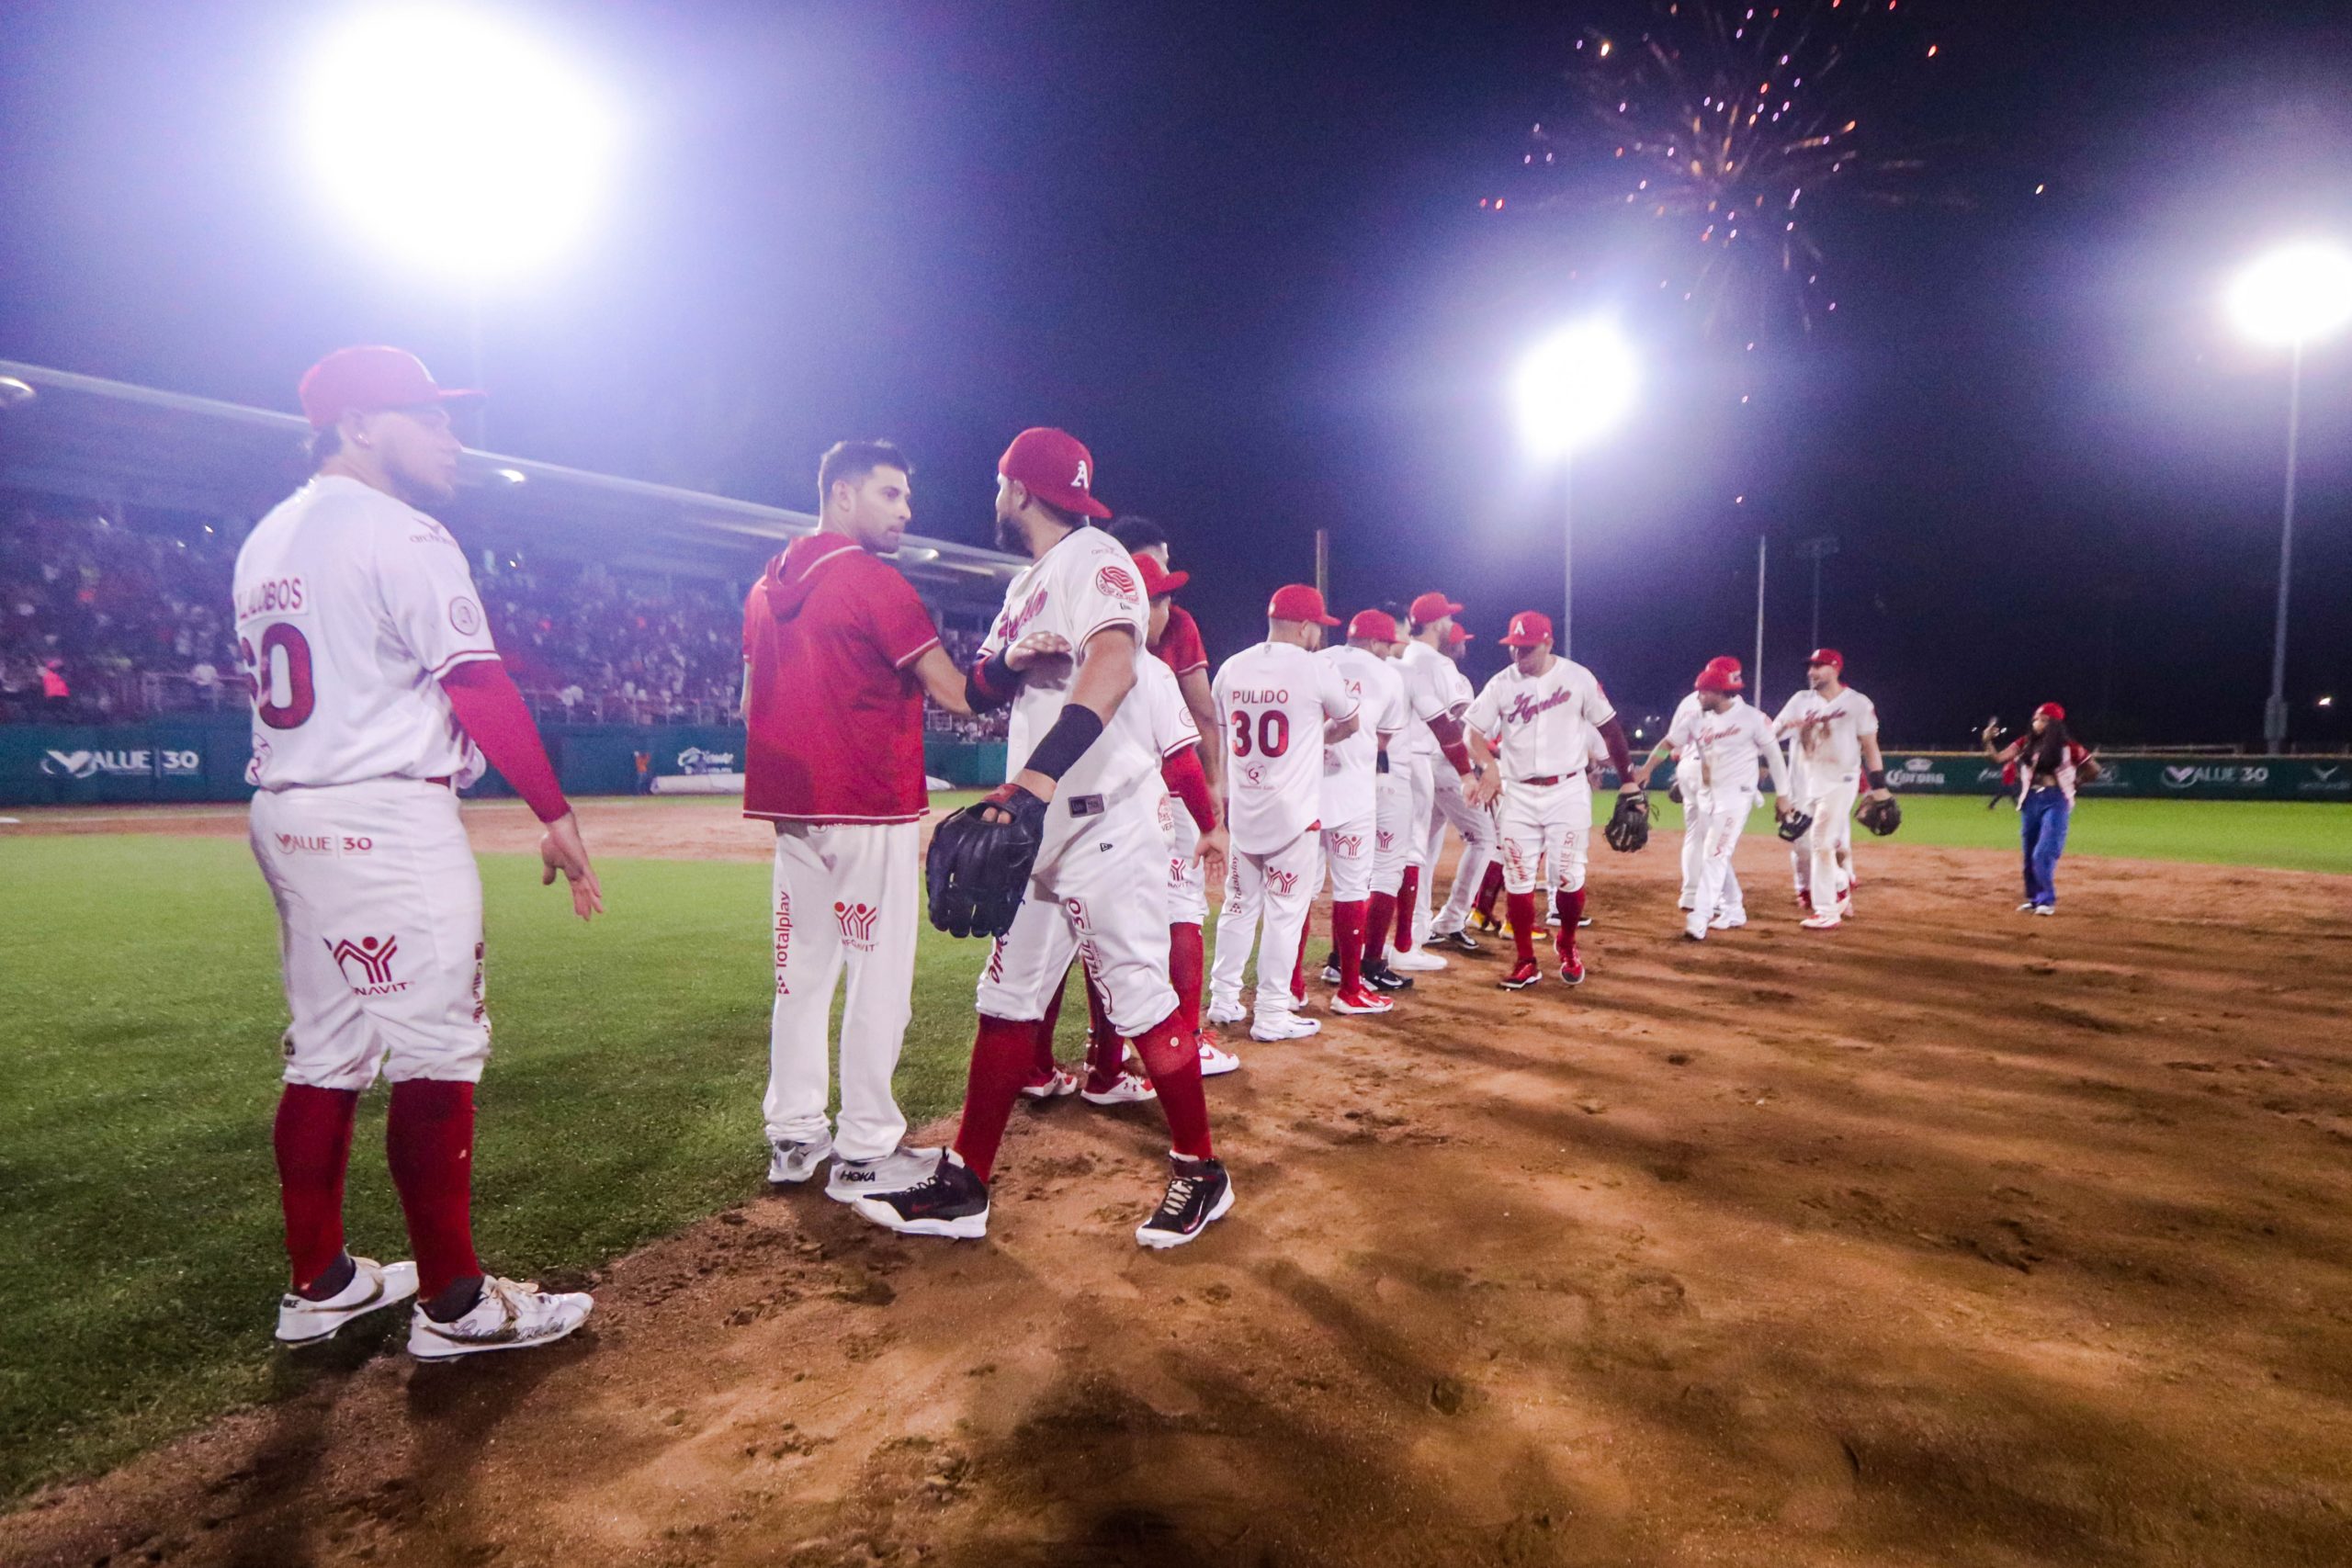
left=1503, top=0, right=1951, bottom=339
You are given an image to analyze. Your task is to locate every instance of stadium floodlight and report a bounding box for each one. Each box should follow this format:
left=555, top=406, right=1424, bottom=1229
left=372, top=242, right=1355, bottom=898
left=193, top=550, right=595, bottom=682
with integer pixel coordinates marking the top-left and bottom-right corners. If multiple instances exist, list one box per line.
left=2224, top=241, right=2352, bottom=748
left=1513, top=319, right=1638, bottom=657
left=303, top=7, right=616, bottom=279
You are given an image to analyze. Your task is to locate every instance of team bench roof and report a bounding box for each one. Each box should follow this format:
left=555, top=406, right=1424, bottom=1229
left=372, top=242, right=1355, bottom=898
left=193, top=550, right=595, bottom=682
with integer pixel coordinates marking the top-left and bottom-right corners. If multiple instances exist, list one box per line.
left=0, top=359, right=1022, bottom=609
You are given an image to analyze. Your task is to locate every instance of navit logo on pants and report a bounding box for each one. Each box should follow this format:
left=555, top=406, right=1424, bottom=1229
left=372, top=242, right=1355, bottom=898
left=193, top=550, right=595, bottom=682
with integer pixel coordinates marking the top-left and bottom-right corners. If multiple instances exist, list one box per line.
left=324, top=935, right=408, bottom=996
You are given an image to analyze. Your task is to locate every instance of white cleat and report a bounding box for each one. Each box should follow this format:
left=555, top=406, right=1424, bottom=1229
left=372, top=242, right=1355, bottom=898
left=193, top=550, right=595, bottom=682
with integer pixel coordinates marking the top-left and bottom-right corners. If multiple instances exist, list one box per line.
left=1250, top=1012, right=1322, bottom=1043
left=1197, top=1035, right=1241, bottom=1076
left=1800, top=913, right=1842, bottom=931
left=1204, top=1000, right=1248, bottom=1027
left=1017, top=1066, right=1080, bottom=1100
left=2030, top=903, right=2055, bottom=917
left=406, top=1276, right=593, bottom=1361
left=1710, top=911, right=1747, bottom=931
left=2017, top=901, right=2040, bottom=914
left=275, top=1257, right=417, bottom=1346
left=825, top=1144, right=942, bottom=1203
left=1386, top=947, right=1447, bottom=973
left=766, top=1134, right=834, bottom=1185
left=1080, top=1069, right=1159, bottom=1107
left=1683, top=912, right=1708, bottom=942
left=1329, top=987, right=1394, bottom=1015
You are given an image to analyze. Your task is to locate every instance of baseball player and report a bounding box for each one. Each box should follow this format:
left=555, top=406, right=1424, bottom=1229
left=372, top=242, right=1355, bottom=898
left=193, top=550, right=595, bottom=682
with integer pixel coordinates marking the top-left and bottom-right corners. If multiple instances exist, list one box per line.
left=1464, top=612, right=1632, bottom=988
left=1385, top=592, right=1476, bottom=971
left=1771, top=648, right=1894, bottom=929
left=242, top=346, right=597, bottom=1359
left=856, top=428, right=1231, bottom=1249
left=744, top=440, right=1069, bottom=1199
left=1662, top=661, right=1794, bottom=942
left=1422, top=618, right=1498, bottom=953
left=1317, top=608, right=1408, bottom=1013
left=1635, top=657, right=1747, bottom=918
left=1206, top=586, right=1361, bottom=1038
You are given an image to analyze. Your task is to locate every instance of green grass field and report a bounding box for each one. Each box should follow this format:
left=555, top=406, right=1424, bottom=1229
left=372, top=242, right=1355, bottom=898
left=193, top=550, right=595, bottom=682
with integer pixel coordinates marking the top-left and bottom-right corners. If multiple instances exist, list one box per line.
left=1, top=794, right=2343, bottom=1499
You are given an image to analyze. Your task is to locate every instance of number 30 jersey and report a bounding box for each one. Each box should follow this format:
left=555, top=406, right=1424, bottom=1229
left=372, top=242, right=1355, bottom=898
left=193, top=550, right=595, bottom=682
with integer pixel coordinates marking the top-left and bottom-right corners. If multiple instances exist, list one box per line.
left=1212, top=640, right=1359, bottom=855
left=232, top=474, right=499, bottom=792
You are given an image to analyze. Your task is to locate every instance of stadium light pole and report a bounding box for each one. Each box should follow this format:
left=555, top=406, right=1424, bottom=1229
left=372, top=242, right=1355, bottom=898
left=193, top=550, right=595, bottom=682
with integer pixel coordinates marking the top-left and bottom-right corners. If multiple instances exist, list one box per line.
left=1513, top=320, right=1637, bottom=659
left=2224, top=241, right=2352, bottom=751
left=303, top=7, right=617, bottom=441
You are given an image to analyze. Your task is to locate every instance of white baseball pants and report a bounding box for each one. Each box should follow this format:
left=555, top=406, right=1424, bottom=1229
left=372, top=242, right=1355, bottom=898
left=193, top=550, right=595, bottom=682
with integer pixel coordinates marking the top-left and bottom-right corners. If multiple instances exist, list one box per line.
left=1789, top=776, right=1858, bottom=905
left=977, top=795, right=1176, bottom=1036
left=1209, top=825, right=1322, bottom=1028
left=1688, top=786, right=1757, bottom=929
left=250, top=778, right=489, bottom=1091
left=1372, top=771, right=1411, bottom=896
left=766, top=820, right=918, bottom=1161
left=1679, top=789, right=1740, bottom=911
left=1322, top=809, right=1375, bottom=902
left=1497, top=777, right=1591, bottom=896
left=1424, top=763, right=1497, bottom=936
left=1161, top=794, right=1208, bottom=925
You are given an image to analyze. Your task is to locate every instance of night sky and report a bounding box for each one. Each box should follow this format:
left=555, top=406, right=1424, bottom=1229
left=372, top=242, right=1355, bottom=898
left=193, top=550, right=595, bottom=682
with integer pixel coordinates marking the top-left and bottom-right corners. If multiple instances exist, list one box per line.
left=3, top=0, right=2348, bottom=747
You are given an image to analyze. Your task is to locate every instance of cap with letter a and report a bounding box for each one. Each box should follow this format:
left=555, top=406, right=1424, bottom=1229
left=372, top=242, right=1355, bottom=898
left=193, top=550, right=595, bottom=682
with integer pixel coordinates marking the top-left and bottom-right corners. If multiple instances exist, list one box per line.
left=1268, top=583, right=1340, bottom=626
left=1498, top=611, right=1553, bottom=648
left=1408, top=591, right=1464, bottom=626
left=299, top=346, right=483, bottom=430
left=998, top=427, right=1113, bottom=519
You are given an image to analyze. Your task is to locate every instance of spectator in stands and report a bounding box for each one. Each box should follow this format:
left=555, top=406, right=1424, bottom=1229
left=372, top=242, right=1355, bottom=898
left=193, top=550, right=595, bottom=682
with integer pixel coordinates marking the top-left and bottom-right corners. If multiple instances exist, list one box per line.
left=41, top=658, right=69, bottom=716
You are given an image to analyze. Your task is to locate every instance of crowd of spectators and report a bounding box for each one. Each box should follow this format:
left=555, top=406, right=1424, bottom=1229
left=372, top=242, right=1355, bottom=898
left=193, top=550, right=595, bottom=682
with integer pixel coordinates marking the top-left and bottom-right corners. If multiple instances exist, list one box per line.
left=0, top=501, right=1009, bottom=739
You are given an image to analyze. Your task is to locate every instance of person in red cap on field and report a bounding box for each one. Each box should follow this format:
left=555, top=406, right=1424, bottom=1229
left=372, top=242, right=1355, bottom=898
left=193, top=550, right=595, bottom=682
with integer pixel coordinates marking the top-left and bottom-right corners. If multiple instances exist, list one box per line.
left=1983, top=703, right=2100, bottom=915
left=1384, top=592, right=1486, bottom=971
left=1635, top=656, right=1747, bottom=917
left=1770, top=648, right=1894, bottom=929
left=1659, top=660, right=1794, bottom=942
left=854, top=429, right=1235, bottom=1250
left=1464, top=611, right=1638, bottom=988
left=1313, top=606, right=1410, bottom=1013
left=1204, top=585, right=1360, bottom=1040
left=241, top=346, right=601, bottom=1359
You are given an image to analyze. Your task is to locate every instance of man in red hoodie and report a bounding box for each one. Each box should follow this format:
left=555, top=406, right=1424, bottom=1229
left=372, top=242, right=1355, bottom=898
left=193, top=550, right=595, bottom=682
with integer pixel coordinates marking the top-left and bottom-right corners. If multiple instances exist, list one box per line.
left=741, top=440, right=1063, bottom=1204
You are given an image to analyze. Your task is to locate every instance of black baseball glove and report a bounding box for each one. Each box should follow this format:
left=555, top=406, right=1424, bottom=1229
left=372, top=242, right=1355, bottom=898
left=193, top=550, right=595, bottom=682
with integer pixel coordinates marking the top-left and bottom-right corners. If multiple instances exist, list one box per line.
left=1666, top=777, right=1683, bottom=806
left=926, top=784, right=1047, bottom=938
left=1776, top=808, right=1815, bottom=843
left=1603, top=790, right=1650, bottom=853
left=1855, top=793, right=1902, bottom=837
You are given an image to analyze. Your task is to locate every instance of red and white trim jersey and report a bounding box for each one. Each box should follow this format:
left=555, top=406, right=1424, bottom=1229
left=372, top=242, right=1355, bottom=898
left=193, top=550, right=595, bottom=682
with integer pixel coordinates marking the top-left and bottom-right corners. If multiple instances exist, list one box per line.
left=233, top=475, right=497, bottom=792
left=1664, top=695, right=1790, bottom=797
left=1212, top=640, right=1358, bottom=854
left=1394, top=640, right=1460, bottom=761
left=1465, top=655, right=1615, bottom=779
left=1317, top=644, right=1407, bottom=824
left=979, top=525, right=1159, bottom=807
left=1772, top=685, right=1881, bottom=794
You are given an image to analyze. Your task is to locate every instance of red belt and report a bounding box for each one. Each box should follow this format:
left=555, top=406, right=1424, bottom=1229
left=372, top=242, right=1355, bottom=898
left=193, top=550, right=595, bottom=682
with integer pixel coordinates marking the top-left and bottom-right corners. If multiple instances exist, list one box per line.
left=1518, top=774, right=1566, bottom=786
left=426, top=775, right=452, bottom=789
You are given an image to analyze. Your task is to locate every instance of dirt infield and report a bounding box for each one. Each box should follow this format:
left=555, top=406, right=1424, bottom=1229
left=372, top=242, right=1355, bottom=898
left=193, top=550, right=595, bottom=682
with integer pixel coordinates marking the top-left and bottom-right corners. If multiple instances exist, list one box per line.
left=6, top=802, right=2352, bottom=1566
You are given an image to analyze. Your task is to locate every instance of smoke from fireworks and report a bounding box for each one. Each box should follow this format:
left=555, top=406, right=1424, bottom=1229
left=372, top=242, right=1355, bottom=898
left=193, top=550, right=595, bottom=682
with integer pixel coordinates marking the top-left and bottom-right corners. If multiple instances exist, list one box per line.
left=1495, top=0, right=1952, bottom=340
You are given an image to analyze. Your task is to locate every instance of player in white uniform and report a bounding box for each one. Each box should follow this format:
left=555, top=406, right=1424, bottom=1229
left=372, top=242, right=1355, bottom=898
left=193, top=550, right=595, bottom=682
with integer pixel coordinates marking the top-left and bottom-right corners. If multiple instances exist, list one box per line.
left=1464, top=612, right=1619, bottom=989
left=1423, top=620, right=1499, bottom=953
left=1771, top=647, right=1894, bottom=929
left=1635, top=658, right=1746, bottom=918
left=1317, top=610, right=1408, bottom=1014
left=241, top=346, right=597, bottom=1359
left=854, top=428, right=1230, bottom=1250
left=1207, top=585, right=1361, bottom=1040
left=1387, top=592, right=1476, bottom=971
left=1661, top=661, right=1794, bottom=942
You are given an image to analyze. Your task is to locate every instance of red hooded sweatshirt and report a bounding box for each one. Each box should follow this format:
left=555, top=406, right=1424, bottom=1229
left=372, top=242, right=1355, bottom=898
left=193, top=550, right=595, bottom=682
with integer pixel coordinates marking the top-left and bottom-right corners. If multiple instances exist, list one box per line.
left=741, top=533, right=942, bottom=824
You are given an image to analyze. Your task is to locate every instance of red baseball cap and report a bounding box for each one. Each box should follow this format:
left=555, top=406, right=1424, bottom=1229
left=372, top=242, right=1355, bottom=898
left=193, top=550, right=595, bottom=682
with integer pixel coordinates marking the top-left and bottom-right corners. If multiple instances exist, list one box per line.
left=299, top=346, right=481, bottom=431
left=2035, top=701, right=2066, bottom=721
left=1347, top=608, right=1399, bottom=641
left=1806, top=647, right=1844, bottom=671
left=1132, top=552, right=1187, bottom=598
left=1269, top=583, right=1340, bottom=626
left=998, top=427, right=1112, bottom=520
left=1696, top=661, right=1745, bottom=693
left=1498, top=611, right=1553, bottom=648
left=1408, top=591, right=1464, bottom=626
left=1446, top=622, right=1476, bottom=646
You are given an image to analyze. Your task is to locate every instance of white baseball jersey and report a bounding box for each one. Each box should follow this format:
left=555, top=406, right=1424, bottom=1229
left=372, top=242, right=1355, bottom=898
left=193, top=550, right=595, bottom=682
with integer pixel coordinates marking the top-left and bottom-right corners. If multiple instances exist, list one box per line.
left=1396, top=640, right=1461, bottom=761
left=1773, top=685, right=1880, bottom=793
left=978, top=526, right=1158, bottom=826
left=1213, top=640, right=1357, bottom=855
left=1664, top=696, right=1790, bottom=798
left=233, top=475, right=496, bottom=792
left=1318, top=645, right=1406, bottom=826
left=1465, top=655, right=1616, bottom=778
left=1581, top=723, right=1611, bottom=776
left=1139, top=654, right=1202, bottom=764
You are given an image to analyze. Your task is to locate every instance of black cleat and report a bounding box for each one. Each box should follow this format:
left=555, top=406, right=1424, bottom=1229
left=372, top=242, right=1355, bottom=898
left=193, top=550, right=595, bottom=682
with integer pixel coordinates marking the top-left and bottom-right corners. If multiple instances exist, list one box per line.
left=1361, top=956, right=1414, bottom=991
left=1136, top=1155, right=1235, bottom=1249
left=1429, top=928, right=1482, bottom=954
left=1319, top=954, right=1342, bottom=985
left=850, top=1153, right=989, bottom=1239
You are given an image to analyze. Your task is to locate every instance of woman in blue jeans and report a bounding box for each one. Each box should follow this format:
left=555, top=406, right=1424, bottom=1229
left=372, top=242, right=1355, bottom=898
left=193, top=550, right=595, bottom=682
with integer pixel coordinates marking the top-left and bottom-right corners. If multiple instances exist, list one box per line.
left=1982, top=704, right=2101, bottom=915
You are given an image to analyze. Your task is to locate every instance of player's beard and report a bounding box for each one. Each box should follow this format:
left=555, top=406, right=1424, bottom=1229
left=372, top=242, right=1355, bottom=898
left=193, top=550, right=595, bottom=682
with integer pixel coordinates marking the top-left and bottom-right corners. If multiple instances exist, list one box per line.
left=993, top=509, right=1026, bottom=555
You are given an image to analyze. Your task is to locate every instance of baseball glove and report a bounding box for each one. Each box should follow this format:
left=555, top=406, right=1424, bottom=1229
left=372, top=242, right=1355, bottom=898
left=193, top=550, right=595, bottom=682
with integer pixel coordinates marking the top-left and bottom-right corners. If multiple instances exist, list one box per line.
left=1666, top=777, right=1683, bottom=806
left=925, top=784, right=1047, bottom=938
left=1776, top=808, right=1815, bottom=843
left=1855, top=793, right=1902, bottom=837
left=1602, top=790, right=1650, bottom=853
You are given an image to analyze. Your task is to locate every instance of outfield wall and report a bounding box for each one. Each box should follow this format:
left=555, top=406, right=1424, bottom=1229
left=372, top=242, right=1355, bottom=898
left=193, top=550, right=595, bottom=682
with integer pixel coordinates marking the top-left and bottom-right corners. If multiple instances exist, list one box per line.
left=3, top=726, right=2343, bottom=807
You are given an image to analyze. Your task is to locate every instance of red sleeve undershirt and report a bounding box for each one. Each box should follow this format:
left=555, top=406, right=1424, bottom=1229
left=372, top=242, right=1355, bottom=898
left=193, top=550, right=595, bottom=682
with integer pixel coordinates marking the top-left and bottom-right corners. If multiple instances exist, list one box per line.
left=441, top=659, right=571, bottom=824
left=1162, top=746, right=1217, bottom=831
left=1427, top=712, right=1474, bottom=776
left=1595, top=716, right=1634, bottom=780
